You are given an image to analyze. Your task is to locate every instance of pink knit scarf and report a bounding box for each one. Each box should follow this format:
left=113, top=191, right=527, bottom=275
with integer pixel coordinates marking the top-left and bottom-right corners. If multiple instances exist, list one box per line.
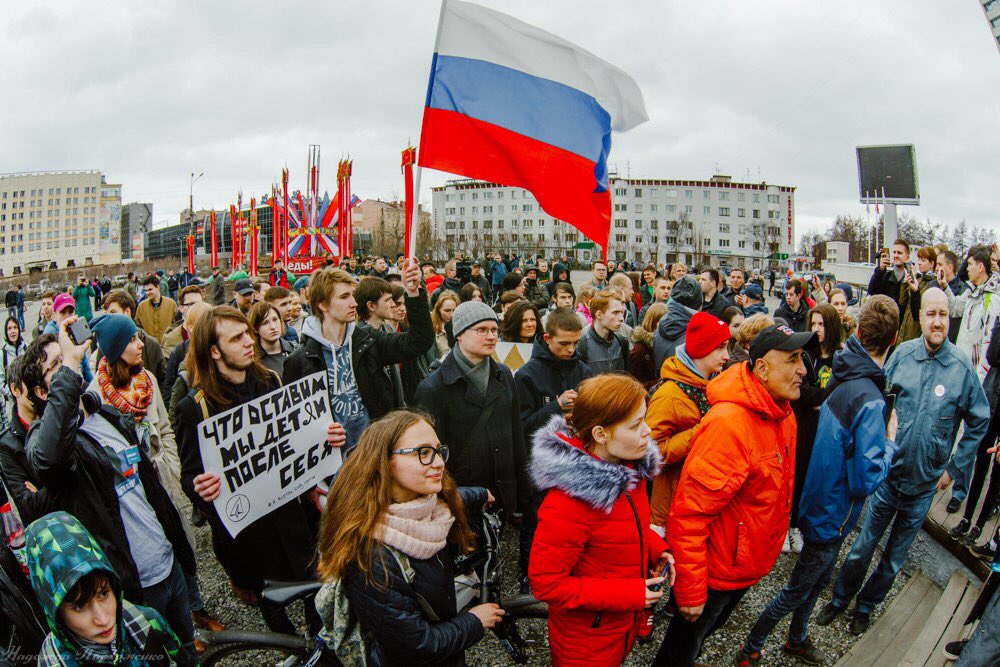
left=377, top=494, right=455, bottom=560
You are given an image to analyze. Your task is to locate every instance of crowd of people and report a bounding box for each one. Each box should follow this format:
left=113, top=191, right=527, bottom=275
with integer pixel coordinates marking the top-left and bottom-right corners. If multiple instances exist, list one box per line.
left=0, top=243, right=996, bottom=666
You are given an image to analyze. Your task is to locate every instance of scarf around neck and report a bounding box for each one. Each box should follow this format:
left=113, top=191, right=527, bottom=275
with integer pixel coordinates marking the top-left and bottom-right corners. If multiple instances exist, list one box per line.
left=377, top=494, right=455, bottom=560
left=97, top=356, right=153, bottom=422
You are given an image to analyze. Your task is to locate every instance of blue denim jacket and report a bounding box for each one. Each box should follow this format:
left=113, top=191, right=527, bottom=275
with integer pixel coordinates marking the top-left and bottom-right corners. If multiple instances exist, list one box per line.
left=884, top=337, right=990, bottom=496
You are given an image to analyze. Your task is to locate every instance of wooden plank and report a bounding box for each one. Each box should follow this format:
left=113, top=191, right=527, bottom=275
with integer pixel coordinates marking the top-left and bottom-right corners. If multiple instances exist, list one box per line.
left=836, top=573, right=933, bottom=667
left=899, top=572, right=968, bottom=666
left=876, top=580, right=942, bottom=666
left=924, top=579, right=981, bottom=667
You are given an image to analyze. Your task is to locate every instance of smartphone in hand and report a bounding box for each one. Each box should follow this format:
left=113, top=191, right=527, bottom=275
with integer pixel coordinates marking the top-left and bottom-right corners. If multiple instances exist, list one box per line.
left=649, top=561, right=672, bottom=593
left=68, top=319, right=91, bottom=346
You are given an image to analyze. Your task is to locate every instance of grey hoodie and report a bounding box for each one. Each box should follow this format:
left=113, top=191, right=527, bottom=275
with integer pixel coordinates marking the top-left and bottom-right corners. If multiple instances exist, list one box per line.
left=302, top=316, right=371, bottom=450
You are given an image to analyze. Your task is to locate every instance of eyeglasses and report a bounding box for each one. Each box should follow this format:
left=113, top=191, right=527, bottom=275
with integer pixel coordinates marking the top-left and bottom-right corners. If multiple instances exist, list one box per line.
left=469, top=326, right=499, bottom=338
left=391, top=445, right=450, bottom=466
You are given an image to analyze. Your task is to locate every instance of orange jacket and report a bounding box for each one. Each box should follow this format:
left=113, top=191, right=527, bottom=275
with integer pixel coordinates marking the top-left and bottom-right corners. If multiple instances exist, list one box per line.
left=645, top=356, right=710, bottom=529
left=666, top=362, right=796, bottom=607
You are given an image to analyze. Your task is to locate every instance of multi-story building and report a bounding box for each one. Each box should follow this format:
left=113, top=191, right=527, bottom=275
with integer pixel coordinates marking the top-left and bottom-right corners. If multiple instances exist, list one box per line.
left=982, top=0, right=1000, bottom=53
left=430, top=174, right=795, bottom=269
left=121, top=202, right=153, bottom=260
left=0, top=170, right=122, bottom=277
left=351, top=199, right=431, bottom=257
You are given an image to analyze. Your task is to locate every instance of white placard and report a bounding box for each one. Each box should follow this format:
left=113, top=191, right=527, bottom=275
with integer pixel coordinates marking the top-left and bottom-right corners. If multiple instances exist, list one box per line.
left=198, top=372, right=338, bottom=537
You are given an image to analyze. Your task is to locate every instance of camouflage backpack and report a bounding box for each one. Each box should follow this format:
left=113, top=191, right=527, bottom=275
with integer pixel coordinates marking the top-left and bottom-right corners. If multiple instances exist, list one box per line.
left=316, top=547, right=438, bottom=666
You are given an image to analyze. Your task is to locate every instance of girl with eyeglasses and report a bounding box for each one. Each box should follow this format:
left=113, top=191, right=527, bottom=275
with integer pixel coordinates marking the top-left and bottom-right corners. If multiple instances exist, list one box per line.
left=316, top=410, right=503, bottom=667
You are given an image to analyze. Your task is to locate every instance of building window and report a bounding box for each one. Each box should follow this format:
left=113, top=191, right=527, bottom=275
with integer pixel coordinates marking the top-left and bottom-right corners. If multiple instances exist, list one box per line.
left=635, top=220, right=643, bottom=229
left=650, top=204, right=657, bottom=212
left=684, top=189, right=693, bottom=199
left=685, top=205, right=693, bottom=214
left=635, top=204, right=643, bottom=213
left=719, top=223, right=730, bottom=233
left=767, top=194, right=780, bottom=204
left=522, top=204, right=532, bottom=212
left=666, top=204, right=677, bottom=213
left=719, top=207, right=730, bottom=216
left=719, top=191, right=730, bottom=201
left=616, top=234, right=627, bottom=243
left=615, top=203, right=627, bottom=212
left=703, top=191, right=711, bottom=200
left=634, top=189, right=642, bottom=197
left=738, top=240, right=746, bottom=249
left=704, top=238, right=712, bottom=247
left=703, top=206, right=711, bottom=215
left=753, top=209, right=761, bottom=218
left=719, top=239, right=730, bottom=247
left=753, top=193, right=761, bottom=203
left=738, top=208, right=746, bottom=217
left=650, top=220, right=659, bottom=230
left=737, top=192, right=746, bottom=202
left=614, top=188, right=627, bottom=196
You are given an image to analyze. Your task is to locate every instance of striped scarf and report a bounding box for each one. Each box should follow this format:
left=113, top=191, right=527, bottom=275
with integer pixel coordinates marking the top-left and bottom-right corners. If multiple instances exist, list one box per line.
left=96, top=357, right=153, bottom=421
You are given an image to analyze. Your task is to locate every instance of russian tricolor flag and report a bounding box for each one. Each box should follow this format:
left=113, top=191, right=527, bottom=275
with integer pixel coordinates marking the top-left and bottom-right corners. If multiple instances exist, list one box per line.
left=418, top=0, right=648, bottom=252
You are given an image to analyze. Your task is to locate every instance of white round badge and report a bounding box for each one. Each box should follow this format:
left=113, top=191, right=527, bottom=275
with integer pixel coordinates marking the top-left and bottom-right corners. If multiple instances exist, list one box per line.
left=934, top=384, right=945, bottom=397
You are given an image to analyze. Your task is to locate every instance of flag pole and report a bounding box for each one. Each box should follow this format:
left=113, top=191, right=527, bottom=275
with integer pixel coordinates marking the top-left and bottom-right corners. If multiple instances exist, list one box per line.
left=410, top=0, right=449, bottom=263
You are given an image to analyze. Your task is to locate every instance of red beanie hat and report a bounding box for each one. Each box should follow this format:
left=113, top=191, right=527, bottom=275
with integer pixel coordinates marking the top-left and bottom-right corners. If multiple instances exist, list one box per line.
left=685, top=311, right=732, bottom=358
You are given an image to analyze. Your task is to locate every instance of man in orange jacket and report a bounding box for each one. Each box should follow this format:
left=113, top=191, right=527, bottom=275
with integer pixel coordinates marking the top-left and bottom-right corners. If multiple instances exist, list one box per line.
left=652, top=324, right=814, bottom=667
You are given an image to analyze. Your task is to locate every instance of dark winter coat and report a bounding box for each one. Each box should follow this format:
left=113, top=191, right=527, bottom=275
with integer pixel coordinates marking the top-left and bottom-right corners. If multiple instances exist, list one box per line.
left=207, top=273, right=226, bottom=305
left=338, top=487, right=489, bottom=667
left=790, top=349, right=827, bottom=526
left=414, top=351, right=530, bottom=515
left=514, top=338, right=593, bottom=444
left=774, top=300, right=809, bottom=332
left=0, top=402, right=56, bottom=522
left=653, top=300, right=696, bottom=372
left=701, top=291, right=729, bottom=318
left=175, top=371, right=315, bottom=591
left=282, top=290, right=434, bottom=422
left=867, top=266, right=904, bottom=312
left=529, top=416, right=666, bottom=666
left=430, top=277, right=464, bottom=308
left=546, top=263, right=571, bottom=296
left=24, top=367, right=196, bottom=603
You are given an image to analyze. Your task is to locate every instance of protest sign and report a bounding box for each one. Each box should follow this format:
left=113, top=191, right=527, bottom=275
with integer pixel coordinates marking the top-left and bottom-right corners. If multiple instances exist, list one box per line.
left=198, top=371, right=338, bottom=538
left=491, top=342, right=534, bottom=372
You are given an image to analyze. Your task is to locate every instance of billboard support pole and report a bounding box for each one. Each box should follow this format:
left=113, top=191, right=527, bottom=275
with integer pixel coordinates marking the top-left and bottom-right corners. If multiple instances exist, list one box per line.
left=884, top=204, right=898, bottom=247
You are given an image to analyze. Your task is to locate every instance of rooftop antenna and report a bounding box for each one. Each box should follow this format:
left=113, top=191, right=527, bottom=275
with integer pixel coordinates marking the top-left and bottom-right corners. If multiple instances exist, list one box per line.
left=626, top=160, right=631, bottom=181
left=714, top=161, right=720, bottom=175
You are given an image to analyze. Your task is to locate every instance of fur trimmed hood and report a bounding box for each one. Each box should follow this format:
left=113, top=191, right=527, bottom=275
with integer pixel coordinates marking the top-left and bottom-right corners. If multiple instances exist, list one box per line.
left=530, top=415, right=662, bottom=513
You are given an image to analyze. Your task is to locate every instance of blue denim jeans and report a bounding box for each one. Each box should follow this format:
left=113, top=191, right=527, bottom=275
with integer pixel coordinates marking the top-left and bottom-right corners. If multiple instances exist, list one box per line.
left=744, top=538, right=843, bottom=652
left=831, top=482, right=936, bottom=614
left=143, top=558, right=197, bottom=665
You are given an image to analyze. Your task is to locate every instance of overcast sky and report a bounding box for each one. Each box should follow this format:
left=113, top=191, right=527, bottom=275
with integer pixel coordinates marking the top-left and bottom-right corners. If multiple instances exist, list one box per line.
left=2, top=0, right=997, bottom=241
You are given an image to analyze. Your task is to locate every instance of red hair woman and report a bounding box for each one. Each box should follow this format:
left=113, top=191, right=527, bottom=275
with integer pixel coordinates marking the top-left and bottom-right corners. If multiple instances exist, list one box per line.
left=529, top=373, right=675, bottom=666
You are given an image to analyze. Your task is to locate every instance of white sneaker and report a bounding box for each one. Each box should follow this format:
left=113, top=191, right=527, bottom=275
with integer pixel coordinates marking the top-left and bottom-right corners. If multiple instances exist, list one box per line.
left=782, top=531, right=792, bottom=553
left=790, top=528, right=804, bottom=554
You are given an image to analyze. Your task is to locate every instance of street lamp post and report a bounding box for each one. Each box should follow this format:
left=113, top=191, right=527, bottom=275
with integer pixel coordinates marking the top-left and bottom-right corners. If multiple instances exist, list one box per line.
left=188, top=172, right=205, bottom=237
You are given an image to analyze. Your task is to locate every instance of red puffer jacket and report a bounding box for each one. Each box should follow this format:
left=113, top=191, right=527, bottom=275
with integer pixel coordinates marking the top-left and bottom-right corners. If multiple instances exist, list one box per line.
left=666, top=362, right=797, bottom=607
left=529, top=416, right=667, bottom=667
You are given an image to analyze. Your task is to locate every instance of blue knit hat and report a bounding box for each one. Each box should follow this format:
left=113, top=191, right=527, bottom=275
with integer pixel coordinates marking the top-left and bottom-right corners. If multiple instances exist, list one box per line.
left=90, top=314, right=138, bottom=365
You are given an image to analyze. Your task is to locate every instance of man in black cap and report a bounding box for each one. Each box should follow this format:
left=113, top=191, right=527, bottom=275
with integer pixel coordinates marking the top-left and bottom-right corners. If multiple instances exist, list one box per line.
left=229, top=278, right=255, bottom=315
left=655, top=323, right=814, bottom=666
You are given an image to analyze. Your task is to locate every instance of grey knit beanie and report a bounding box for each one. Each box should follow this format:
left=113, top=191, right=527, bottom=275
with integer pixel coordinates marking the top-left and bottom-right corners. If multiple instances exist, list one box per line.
left=452, top=300, right=499, bottom=337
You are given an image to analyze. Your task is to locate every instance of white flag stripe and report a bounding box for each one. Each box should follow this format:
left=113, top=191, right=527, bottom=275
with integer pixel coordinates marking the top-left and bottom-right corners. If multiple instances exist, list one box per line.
left=436, top=0, right=648, bottom=131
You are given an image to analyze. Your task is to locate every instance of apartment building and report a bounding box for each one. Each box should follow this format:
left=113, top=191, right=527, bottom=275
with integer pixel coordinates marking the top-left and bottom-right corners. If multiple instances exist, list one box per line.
left=0, top=170, right=122, bottom=276
left=431, top=174, right=795, bottom=269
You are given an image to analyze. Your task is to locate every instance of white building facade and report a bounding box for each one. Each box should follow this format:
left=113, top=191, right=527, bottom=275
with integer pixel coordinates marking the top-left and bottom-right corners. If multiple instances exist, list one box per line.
left=982, top=0, right=1000, bottom=54
left=431, top=175, right=795, bottom=269
left=0, top=170, right=122, bottom=276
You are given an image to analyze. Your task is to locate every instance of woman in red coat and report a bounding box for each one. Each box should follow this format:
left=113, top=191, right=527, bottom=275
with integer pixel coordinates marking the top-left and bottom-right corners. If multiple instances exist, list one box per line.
left=529, top=374, right=675, bottom=666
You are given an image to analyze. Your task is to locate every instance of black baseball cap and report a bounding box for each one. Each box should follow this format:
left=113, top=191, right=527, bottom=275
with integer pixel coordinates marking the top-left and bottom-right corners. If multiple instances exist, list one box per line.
left=234, top=278, right=255, bottom=296
left=749, top=324, right=817, bottom=364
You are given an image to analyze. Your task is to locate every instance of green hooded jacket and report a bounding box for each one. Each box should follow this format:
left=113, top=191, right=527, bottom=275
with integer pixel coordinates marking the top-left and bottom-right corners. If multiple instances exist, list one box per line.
left=26, top=511, right=181, bottom=666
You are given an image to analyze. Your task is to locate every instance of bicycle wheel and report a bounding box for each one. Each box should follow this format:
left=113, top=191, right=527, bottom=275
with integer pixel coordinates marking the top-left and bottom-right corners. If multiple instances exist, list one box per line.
left=200, top=631, right=317, bottom=667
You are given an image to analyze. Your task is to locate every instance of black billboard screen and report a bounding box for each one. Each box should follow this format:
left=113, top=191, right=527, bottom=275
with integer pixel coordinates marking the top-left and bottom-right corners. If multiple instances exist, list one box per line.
left=856, top=145, right=919, bottom=204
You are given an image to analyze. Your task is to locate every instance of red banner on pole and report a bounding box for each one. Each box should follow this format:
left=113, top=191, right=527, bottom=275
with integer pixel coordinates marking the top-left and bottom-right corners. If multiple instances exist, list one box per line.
left=248, top=197, right=259, bottom=277
left=209, top=211, right=218, bottom=268
left=186, top=235, right=195, bottom=274
left=345, top=160, right=353, bottom=257
left=402, top=147, right=416, bottom=258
